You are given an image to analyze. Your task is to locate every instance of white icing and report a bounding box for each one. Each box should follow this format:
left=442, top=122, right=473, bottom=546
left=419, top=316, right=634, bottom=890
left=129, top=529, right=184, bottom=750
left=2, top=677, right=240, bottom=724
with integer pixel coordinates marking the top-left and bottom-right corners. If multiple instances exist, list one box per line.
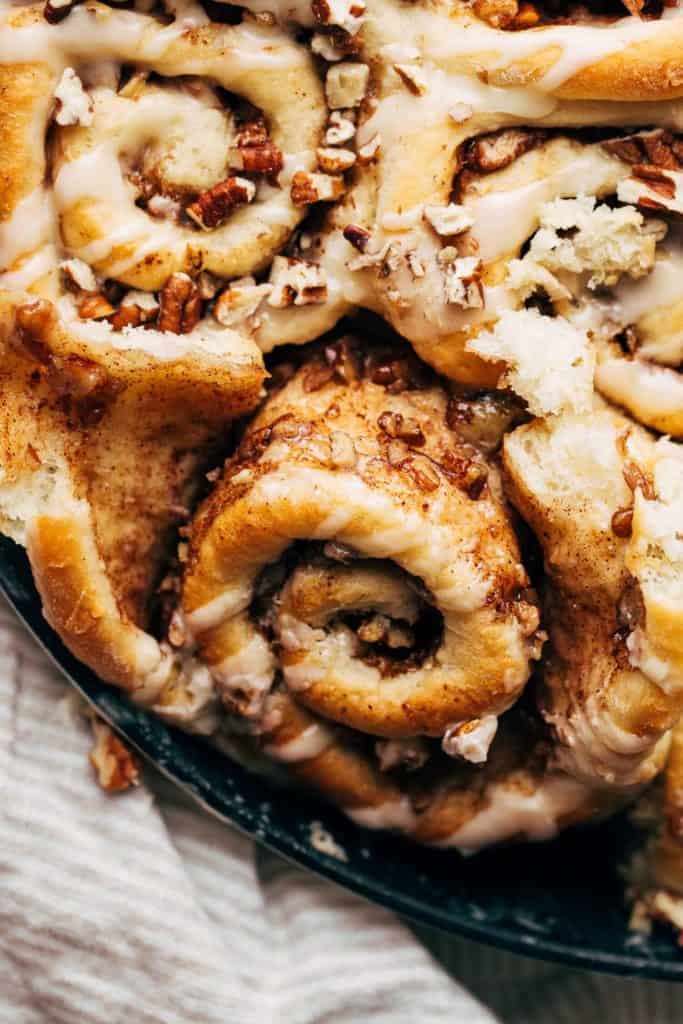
left=442, top=714, right=498, bottom=764
left=438, top=775, right=589, bottom=854
left=264, top=722, right=332, bottom=762
left=345, top=798, right=417, bottom=832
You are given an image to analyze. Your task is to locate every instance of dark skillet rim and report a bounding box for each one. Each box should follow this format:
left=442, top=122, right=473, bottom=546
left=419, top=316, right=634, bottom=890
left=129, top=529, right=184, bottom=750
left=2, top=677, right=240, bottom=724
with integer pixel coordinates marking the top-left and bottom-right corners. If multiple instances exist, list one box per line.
left=1, top=534, right=682, bottom=982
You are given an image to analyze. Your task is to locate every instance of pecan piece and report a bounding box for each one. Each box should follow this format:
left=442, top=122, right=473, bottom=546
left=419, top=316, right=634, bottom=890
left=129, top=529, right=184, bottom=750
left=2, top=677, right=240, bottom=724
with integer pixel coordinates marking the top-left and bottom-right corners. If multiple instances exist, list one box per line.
left=78, top=294, right=116, bottom=320
left=186, top=176, right=255, bottom=231
left=89, top=717, right=140, bottom=793
left=343, top=223, right=371, bottom=251
left=464, top=128, right=545, bottom=173
left=158, top=273, right=202, bottom=334
left=377, top=410, right=425, bottom=446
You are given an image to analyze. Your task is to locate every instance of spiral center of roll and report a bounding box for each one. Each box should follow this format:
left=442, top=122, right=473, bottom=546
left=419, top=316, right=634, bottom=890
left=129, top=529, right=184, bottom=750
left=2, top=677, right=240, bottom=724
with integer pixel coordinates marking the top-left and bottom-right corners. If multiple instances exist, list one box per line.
left=267, top=547, right=445, bottom=679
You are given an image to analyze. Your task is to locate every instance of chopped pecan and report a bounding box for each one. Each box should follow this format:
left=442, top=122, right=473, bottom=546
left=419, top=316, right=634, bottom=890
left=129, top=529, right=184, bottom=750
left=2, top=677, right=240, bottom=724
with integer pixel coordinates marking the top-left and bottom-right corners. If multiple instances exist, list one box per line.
left=311, top=0, right=365, bottom=31
left=464, top=128, right=546, bottom=174
left=317, top=146, right=356, bottom=173
left=325, top=62, right=369, bottom=108
left=214, top=277, right=272, bottom=327
left=631, top=163, right=676, bottom=198
left=267, top=256, right=328, bottom=307
left=377, top=410, right=425, bottom=446
left=393, top=63, right=428, bottom=96
left=157, top=273, right=202, bottom=334
left=357, top=133, right=381, bottom=165
left=602, top=136, right=646, bottom=165
left=329, top=429, right=357, bottom=468
left=423, top=203, right=474, bottom=237
left=623, top=459, right=656, bottom=500
left=325, top=110, right=356, bottom=145
left=642, top=132, right=679, bottom=170
left=108, top=306, right=144, bottom=331
left=303, top=362, right=335, bottom=392
left=473, top=0, right=519, bottom=29
left=231, top=121, right=283, bottom=176
left=89, top=716, right=140, bottom=793
left=60, top=258, right=97, bottom=294
left=78, top=294, right=116, bottom=321
left=326, top=336, right=362, bottom=383
left=611, top=506, right=634, bottom=538
left=291, top=170, right=345, bottom=205
left=186, top=176, right=256, bottom=231
left=402, top=455, right=440, bottom=492
left=512, top=2, right=540, bottom=27
left=439, top=450, right=488, bottom=498
left=343, top=223, right=371, bottom=251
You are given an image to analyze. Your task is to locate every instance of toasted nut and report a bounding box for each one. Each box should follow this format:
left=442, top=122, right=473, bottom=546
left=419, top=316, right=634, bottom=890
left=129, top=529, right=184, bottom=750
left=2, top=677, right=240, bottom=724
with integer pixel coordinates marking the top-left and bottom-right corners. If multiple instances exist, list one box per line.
left=60, top=258, right=97, bottom=293
left=356, top=133, right=381, bottom=164
left=312, top=0, right=365, bottom=31
left=406, top=251, right=425, bottom=278
left=291, top=170, right=346, bottom=205
left=89, top=716, right=140, bottom=793
left=78, top=294, right=116, bottom=320
left=438, top=251, right=484, bottom=308
left=623, top=459, right=656, bottom=500
left=611, top=507, right=634, bottom=538
left=473, top=0, right=518, bottom=28
left=232, top=140, right=284, bottom=176
left=214, top=277, right=272, bottom=326
left=343, top=223, right=372, bottom=251
left=325, top=111, right=356, bottom=145
left=186, top=176, right=256, bottom=231
left=267, top=256, right=328, bottom=307
left=121, top=289, right=160, bottom=317
left=330, top=429, right=357, bottom=468
left=317, top=146, right=356, bottom=173
left=108, top=306, right=143, bottom=330
left=312, top=31, right=346, bottom=61
left=393, top=63, right=428, bottom=96
left=449, top=102, right=473, bottom=124
left=465, top=128, right=545, bottom=173
left=377, top=410, right=425, bottom=446
left=513, top=2, right=540, bottom=26
left=423, top=203, right=474, bottom=237
left=602, top=136, right=646, bottom=165
left=403, top=455, right=440, bottom=492
left=325, top=62, right=369, bottom=108
left=158, top=273, right=202, bottom=334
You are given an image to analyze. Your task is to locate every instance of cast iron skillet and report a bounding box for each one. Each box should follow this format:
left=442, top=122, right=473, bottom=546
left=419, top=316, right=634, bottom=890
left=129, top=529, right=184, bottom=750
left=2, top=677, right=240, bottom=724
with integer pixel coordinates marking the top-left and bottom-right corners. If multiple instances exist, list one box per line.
left=1, top=534, right=681, bottom=981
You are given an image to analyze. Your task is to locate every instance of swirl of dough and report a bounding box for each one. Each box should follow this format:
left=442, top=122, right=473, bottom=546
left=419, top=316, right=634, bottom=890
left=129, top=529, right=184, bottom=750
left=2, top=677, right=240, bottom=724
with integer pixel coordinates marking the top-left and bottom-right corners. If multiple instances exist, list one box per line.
left=0, top=1, right=325, bottom=292
left=0, top=286, right=264, bottom=730
left=503, top=407, right=683, bottom=790
left=256, top=686, right=621, bottom=851
left=181, top=336, right=542, bottom=743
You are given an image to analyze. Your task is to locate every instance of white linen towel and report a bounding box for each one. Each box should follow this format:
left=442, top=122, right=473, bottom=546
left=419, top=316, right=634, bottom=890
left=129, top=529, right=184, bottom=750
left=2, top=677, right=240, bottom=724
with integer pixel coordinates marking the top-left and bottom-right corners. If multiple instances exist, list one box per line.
left=0, top=598, right=681, bottom=1024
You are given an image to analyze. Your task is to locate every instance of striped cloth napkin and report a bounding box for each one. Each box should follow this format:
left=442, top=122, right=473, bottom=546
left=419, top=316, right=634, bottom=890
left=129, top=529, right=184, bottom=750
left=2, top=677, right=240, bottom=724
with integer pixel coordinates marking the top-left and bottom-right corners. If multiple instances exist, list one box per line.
left=0, top=597, right=680, bottom=1024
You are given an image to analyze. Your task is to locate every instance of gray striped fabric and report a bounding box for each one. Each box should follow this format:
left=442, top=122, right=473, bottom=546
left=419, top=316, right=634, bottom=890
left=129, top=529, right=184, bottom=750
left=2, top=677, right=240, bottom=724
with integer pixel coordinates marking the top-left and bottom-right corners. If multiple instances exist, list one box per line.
left=0, top=596, right=681, bottom=1024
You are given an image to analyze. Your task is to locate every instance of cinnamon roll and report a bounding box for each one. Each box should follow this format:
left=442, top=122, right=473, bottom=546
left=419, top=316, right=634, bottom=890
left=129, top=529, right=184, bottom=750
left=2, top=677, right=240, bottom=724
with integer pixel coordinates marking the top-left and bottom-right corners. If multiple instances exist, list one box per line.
left=0, top=286, right=263, bottom=727
left=504, top=407, right=683, bottom=789
left=182, top=337, right=541, bottom=739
